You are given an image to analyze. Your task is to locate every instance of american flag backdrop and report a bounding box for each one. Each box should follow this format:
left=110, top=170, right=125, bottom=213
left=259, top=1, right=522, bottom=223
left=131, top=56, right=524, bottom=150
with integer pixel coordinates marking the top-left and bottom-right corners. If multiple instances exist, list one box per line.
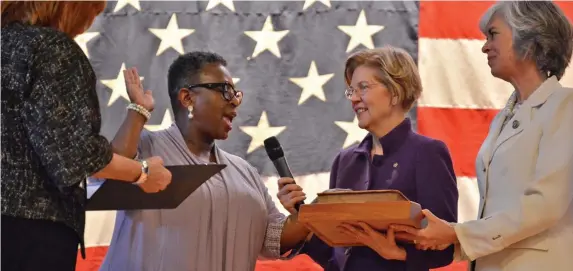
left=77, top=1, right=573, bottom=271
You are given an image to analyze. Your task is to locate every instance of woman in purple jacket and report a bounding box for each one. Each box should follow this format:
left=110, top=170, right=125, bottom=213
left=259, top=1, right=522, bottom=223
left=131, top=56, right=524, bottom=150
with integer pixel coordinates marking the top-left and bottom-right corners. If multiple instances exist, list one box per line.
left=277, top=46, right=459, bottom=270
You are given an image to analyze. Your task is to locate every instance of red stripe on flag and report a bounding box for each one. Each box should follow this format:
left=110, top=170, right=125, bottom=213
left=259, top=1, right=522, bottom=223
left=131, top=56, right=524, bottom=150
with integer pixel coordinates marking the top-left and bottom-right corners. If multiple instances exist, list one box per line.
left=420, top=1, right=573, bottom=40
left=557, top=2, right=573, bottom=21
left=76, top=247, right=108, bottom=271
left=419, top=1, right=495, bottom=39
left=418, top=107, right=498, bottom=181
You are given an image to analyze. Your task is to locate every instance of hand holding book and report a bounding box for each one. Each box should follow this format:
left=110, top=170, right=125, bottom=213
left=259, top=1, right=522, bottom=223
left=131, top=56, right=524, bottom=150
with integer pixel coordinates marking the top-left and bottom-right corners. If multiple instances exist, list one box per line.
left=338, top=221, right=407, bottom=261
left=295, top=189, right=424, bottom=247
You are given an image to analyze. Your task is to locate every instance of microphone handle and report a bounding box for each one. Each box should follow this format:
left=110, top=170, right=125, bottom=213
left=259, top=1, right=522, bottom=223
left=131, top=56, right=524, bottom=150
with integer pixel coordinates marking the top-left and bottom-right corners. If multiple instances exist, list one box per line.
left=272, top=157, right=304, bottom=211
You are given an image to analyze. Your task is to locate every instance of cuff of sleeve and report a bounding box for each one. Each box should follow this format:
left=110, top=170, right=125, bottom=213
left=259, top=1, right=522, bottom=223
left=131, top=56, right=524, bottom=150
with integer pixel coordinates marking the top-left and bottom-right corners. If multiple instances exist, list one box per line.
left=264, top=219, right=285, bottom=259
left=454, top=223, right=475, bottom=261
left=84, top=139, right=114, bottom=176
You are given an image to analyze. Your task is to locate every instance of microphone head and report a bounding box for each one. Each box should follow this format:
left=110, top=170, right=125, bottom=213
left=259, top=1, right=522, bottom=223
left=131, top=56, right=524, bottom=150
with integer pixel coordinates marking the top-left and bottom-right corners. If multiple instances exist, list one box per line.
left=264, top=136, right=284, bottom=161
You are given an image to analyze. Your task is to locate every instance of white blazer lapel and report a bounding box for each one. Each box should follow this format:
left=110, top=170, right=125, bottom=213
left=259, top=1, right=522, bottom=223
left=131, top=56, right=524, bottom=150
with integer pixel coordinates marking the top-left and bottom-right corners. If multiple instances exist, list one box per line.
left=480, top=93, right=515, bottom=169
left=489, top=106, right=529, bottom=160
left=475, top=106, right=507, bottom=210
left=489, top=77, right=561, bottom=160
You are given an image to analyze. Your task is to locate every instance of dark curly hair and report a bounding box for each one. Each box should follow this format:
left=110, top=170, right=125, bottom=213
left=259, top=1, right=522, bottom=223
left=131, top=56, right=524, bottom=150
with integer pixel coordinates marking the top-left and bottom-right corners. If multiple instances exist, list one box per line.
left=167, top=51, right=227, bottom=113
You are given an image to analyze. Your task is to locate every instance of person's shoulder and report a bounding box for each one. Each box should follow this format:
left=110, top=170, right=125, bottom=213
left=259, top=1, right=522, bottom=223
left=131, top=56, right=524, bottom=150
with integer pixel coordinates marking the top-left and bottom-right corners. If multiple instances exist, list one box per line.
left=541, top=85, right=573, bottom=128
left=410, top=132, right=451, bottom=157
left=5, top=23, right=88, bottom=63
left=139, top=125, right=178, bottom=148
left=217, top=148, right=254, bottom=169
left=336, top=133, right=372, bottom=160
left=333, top=143, right=362, bottom=164
left=1, top=23, right=50, bottom=62
left=537, top=84, right=573, bottom=118
left=40, top=30, right=85, bottom=59
left=552, top=85, right=573, bottom=102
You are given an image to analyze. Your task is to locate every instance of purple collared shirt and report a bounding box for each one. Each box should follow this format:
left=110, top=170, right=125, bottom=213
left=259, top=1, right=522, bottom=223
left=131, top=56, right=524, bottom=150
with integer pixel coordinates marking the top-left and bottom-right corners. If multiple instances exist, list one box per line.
left=300, top=118, right=458, bottom=271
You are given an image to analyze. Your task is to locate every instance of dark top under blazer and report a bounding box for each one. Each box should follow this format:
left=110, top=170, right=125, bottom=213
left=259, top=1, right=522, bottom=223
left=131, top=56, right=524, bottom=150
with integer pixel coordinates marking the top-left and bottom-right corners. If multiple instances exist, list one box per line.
left=299, top=118, right=459, bottom=271
left=1, top=22, right=113, bottom=257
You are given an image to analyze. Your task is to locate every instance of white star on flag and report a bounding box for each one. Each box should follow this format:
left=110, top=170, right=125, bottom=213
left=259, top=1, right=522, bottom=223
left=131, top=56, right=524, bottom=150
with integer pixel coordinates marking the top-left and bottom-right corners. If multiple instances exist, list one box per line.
left=240, top=111, right=287, bottom=154
left=289, top=61, right=334, bottom=105
left=302, top=0, right=331, bottom=11
left=113, top=0, right=140, bottom=12
left=244, top=16, right=289, bottom=58
left=338, top=10, right=385, bottom=53
left=206, top=0, right=235, bottom=12
left=100, top=63, right=143, bottom=106
left=149, top=14, right=195, bottom=56
left=145, top=109, right=173, bottom=131
left=74, top=32, right=99, bottom=59
left=335, top=116, right=368, bottom=148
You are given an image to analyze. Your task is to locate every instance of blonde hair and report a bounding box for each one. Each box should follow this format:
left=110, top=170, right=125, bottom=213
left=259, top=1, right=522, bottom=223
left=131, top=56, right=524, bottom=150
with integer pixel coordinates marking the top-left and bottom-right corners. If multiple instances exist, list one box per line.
left=344, top=46, right=422, bottom=110
left=1, top=1, right=106, bottom=38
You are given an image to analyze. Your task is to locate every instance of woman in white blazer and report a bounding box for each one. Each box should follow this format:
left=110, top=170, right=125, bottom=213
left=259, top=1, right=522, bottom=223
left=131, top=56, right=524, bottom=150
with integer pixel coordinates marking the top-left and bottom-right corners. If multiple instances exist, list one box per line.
left=391, top=2, right=573, bottom=271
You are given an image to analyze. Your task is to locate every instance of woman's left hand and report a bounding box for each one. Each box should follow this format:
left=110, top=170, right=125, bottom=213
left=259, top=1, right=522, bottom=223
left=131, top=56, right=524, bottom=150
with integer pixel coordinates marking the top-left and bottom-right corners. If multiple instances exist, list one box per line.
left=390, top=209, right=458, bottom=250
left=338, top=222, right=406, bottom=261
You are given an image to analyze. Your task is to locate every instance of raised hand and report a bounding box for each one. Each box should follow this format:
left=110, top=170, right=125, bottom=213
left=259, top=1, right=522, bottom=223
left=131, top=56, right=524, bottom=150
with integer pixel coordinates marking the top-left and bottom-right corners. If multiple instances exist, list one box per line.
left=123, top=67, right=154, bottom=111
left=277, top=177, right=306, bottom=215
left=137, top=156, right=172, bottom=193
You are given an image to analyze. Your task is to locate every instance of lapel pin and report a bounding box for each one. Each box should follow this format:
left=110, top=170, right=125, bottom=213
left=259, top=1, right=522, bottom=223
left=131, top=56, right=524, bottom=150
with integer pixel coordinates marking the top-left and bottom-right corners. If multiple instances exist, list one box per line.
left=512, top=120, right=520, bottom=129
left=393, top=162, right=398, bottom=168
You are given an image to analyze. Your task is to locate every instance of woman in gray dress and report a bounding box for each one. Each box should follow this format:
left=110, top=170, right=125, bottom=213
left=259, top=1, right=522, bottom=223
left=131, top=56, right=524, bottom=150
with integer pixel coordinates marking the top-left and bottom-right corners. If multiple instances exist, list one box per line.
left=99, top=51, right=310, bottom=271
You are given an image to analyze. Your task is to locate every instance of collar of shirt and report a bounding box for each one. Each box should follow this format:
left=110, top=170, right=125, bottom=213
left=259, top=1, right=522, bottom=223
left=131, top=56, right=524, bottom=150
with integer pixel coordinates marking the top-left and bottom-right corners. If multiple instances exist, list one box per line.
left=353, top=118, right=412, bottom=156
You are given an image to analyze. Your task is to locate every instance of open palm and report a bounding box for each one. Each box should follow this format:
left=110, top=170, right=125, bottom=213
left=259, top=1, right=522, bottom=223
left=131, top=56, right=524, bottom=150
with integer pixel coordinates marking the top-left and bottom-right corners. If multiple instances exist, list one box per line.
left=124, top=67, right=154, bottom=111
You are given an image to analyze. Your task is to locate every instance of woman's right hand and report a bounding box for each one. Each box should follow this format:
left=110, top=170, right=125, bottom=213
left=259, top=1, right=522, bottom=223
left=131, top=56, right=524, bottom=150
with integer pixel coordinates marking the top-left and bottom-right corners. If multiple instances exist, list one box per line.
left=124, top=67, right=154, bottom=112
left=137, top=156, right=172, bottom=193
left=277, top=177, right=306, bottom=215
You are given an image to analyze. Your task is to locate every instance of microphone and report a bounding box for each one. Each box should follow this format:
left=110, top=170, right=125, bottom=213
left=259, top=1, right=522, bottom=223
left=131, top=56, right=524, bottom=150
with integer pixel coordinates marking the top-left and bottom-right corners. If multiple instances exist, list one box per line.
left=263, top=136, right=304, bottom=211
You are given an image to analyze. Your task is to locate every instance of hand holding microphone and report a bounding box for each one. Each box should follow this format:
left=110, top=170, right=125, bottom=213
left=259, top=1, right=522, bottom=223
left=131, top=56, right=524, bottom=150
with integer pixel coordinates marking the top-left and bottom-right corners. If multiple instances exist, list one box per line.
left=276, top=177, right=306, bottom=215
left=264, top=136, right=306, bottom=215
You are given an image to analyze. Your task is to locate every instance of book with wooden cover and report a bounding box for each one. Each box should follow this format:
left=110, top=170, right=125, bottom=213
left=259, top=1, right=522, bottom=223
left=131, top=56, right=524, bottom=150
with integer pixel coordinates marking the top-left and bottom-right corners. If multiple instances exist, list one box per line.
left=297, top=189, right=423, bottom=247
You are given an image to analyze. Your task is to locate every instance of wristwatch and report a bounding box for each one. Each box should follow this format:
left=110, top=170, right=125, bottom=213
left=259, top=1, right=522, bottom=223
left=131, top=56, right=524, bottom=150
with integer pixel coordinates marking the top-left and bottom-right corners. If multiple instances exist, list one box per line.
left=133, top=160, right=149, bottom=185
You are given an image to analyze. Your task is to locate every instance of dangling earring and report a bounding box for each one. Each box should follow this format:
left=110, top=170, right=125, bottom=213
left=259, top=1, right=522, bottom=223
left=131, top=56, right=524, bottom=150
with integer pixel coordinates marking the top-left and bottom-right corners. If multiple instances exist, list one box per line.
left=188, top=105, right=194, bottom=119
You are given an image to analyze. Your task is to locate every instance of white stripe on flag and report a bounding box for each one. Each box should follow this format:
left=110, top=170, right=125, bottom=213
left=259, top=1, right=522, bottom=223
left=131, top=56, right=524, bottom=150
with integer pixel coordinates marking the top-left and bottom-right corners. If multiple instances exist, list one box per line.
left=418, top=38, right=573, bottom=109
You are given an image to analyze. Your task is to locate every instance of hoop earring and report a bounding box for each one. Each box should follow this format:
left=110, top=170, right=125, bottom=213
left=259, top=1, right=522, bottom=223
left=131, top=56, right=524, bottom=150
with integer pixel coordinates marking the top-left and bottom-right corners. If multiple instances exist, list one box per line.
left=188, top=105, right=194, bottom=119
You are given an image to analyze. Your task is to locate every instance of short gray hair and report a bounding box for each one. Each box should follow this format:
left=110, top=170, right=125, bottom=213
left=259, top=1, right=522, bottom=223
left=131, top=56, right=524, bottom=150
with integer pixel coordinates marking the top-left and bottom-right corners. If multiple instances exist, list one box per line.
left=479, top=1, right=573, bottom=80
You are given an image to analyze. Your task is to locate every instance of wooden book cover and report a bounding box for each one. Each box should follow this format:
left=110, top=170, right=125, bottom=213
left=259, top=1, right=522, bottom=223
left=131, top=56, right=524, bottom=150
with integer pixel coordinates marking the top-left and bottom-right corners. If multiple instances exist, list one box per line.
left=298, top=189, right=423, bottom=247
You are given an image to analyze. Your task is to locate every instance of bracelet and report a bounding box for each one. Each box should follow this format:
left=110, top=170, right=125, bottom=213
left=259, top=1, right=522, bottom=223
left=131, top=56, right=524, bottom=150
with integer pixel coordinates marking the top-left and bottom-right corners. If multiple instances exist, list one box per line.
left=127, top=103, right=151, bottom=121
left=133, top=160, right=149, bottom=185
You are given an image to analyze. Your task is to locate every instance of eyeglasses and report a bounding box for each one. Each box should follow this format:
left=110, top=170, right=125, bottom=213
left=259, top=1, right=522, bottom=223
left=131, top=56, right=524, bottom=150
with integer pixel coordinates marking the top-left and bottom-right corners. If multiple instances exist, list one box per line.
left=186, top=82, right=243, bottom=102
left=344, top=83, right=377, bottom=99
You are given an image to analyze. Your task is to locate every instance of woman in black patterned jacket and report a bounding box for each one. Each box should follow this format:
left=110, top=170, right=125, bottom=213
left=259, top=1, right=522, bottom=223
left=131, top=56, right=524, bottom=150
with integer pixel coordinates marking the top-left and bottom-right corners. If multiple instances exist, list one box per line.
left=1, top=2, right=172, bottom=271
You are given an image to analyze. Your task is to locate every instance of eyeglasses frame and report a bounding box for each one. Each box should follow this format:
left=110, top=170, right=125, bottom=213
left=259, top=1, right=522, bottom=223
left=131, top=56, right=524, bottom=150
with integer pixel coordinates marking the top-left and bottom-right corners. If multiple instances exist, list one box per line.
left=185, top=82, right=243, bottom=102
